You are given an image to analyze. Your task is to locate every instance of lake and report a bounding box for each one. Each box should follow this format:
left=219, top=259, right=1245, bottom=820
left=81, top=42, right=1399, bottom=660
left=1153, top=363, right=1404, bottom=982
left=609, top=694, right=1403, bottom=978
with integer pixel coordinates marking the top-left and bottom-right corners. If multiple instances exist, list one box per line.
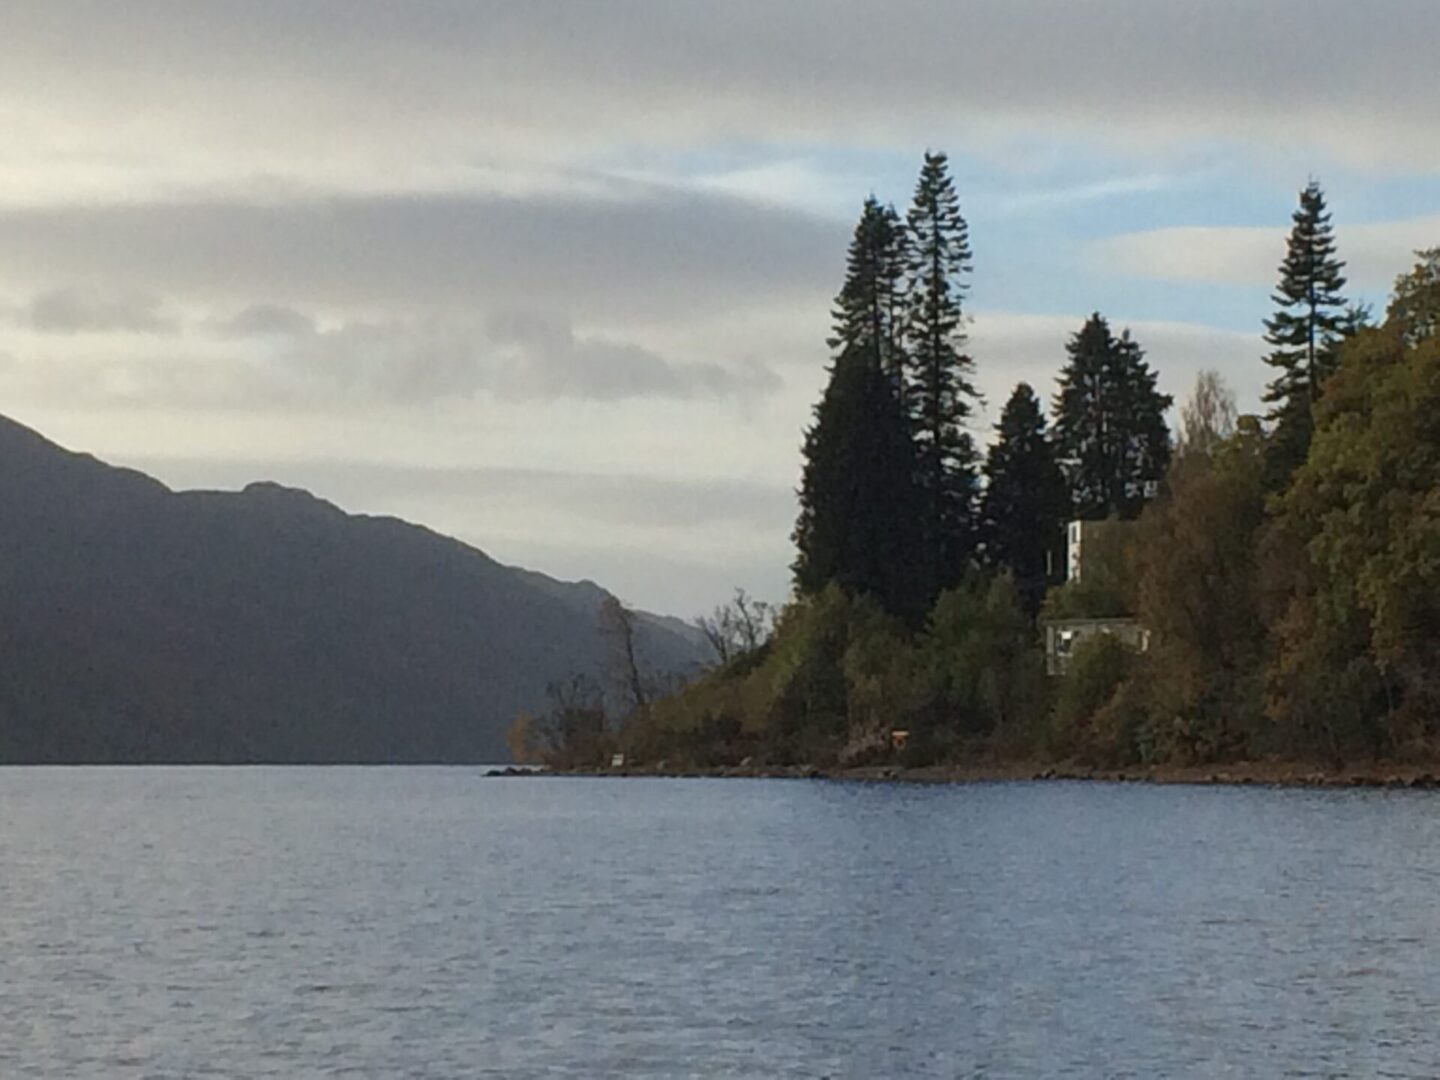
left=2, top=769, right=1438, bottom=1077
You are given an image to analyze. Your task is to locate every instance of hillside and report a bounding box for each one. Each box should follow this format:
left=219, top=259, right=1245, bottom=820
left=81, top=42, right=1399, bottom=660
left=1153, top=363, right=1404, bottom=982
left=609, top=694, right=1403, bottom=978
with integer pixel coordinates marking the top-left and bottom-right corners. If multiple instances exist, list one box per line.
left=0, top=416, right=706, bottom=762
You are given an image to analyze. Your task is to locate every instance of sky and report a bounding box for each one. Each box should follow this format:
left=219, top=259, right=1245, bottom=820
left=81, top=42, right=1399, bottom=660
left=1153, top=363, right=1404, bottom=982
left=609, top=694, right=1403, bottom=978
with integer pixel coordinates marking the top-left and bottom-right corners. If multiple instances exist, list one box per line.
left=2, top=2, right=1438, bottom=618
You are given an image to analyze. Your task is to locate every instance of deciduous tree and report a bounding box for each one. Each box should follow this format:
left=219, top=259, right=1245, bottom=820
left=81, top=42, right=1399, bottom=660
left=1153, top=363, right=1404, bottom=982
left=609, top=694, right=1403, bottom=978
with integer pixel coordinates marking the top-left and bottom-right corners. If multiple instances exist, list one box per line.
left=1267, top=320, right=1440, bottom=757
left=1386, top=247, right=1440, bottom=345
left=1175, top=369, right=1238, bottom=459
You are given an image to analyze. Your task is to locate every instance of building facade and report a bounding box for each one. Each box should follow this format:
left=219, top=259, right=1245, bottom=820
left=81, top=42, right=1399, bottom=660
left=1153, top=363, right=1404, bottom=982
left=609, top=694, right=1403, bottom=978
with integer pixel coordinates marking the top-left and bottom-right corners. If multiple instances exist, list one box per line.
left=1041, top=616, right=1151, bottom=676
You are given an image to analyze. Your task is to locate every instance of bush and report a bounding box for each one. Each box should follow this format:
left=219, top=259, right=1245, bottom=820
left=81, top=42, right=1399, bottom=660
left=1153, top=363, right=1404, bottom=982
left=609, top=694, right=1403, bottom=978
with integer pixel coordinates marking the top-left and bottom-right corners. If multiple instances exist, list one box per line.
left=917, top=573, right=1048, bottom=752
left=1050, top=633, right=1134, bottom=760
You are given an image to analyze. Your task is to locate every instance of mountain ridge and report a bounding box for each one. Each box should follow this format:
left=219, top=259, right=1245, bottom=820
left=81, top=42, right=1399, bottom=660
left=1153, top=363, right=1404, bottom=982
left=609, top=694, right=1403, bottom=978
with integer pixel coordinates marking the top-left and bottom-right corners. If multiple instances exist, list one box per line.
left=0, top=414, right=706, bottom=763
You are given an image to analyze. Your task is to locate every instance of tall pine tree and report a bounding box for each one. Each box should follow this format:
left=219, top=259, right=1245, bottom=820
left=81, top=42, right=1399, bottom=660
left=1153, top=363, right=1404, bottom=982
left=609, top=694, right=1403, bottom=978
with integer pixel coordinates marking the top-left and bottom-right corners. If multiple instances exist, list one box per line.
left=793, top=201, right=926, bottom=620
left=1262, top=180, right=1348, bottom=486
left=903, top=151, right=980, bottom=597
left=981, top=383, right=1068, bottom=613
left=828, top=195, right=909, bottom=390
left=1053, top=313, right=1172, bottom=520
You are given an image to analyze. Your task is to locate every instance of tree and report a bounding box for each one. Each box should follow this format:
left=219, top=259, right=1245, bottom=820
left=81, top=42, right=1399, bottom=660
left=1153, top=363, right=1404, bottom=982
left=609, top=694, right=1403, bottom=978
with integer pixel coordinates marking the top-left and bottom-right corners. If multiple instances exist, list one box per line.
left=1386, top=247, right=1440, bottom=345
left=1133, top=419, right=1267, bottom=761
left=532, top=674, right=611, bottom=768
left=1052, top=313, right=1172, bottom=520
left=1261, top=180, right=1349, bottom=486
left=694, top=588, right=774, bottom=667
left=1266, top=320, right=1440, bottom=758
left=903, top=151, right=981, bottom=595
left=917, top=573, right=1046, bottom=751
left=599, top=595, right=651, bottom=717
left=792, top=346, right=927, bottom=619
left=505, top=710, right=541, bottom=764
left=1175, top=369, right=1238, bottom=459
left=829, top=195, right=910, bottom=391
left=793, top=201, right=927, bottom=620
left=980, top=383, right=1068, bottom=612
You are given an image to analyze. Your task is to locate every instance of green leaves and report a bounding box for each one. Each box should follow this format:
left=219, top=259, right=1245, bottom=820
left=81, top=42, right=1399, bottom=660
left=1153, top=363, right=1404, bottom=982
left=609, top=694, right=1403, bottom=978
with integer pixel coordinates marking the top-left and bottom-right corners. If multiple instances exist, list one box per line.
left=1269, top=325, right=1440, bottom=754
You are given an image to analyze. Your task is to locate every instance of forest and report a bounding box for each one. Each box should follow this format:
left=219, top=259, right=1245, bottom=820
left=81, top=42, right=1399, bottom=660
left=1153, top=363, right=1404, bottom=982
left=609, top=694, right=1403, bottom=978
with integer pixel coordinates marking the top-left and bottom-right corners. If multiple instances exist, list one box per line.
left=512, top=153, right=1440, bottom=774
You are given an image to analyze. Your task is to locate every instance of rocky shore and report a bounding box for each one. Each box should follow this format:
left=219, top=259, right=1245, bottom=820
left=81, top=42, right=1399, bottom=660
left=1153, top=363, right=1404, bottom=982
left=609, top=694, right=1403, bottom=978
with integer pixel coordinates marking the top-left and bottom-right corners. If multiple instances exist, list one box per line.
left=516, top=760, right=1440, bottom=789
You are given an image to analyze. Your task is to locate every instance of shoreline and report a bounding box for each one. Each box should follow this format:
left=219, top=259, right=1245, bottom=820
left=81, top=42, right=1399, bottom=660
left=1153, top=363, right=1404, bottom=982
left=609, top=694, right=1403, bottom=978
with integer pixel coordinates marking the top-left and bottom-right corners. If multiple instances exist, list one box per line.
left=534, top=760, right=1440, bottom=789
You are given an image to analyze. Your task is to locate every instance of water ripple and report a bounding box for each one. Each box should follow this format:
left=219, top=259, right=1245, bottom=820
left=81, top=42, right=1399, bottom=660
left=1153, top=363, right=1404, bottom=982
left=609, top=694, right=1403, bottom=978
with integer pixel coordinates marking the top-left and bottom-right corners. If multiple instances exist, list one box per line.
left=2, top=769, right=1440, bottom=1077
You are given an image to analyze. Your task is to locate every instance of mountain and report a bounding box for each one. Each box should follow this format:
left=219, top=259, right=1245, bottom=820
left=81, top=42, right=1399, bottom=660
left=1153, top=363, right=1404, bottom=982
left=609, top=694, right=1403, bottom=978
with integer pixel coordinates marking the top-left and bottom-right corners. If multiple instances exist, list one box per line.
left=0, top=415, right=707, bottom=763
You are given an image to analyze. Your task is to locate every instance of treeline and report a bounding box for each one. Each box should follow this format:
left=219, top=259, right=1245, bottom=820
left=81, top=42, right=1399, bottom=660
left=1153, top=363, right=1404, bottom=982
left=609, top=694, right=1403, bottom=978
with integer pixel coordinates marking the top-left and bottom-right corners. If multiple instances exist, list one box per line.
left=519, top=160, right=1440, bottom=772
left=791, top=153, right=1171, bottom=620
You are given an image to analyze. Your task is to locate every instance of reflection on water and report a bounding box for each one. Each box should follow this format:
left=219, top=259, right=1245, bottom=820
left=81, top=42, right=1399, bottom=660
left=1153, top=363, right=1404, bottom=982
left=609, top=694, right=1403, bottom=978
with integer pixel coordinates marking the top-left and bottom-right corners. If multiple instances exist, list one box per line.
left=2, top=769, right=1439, bottom=1077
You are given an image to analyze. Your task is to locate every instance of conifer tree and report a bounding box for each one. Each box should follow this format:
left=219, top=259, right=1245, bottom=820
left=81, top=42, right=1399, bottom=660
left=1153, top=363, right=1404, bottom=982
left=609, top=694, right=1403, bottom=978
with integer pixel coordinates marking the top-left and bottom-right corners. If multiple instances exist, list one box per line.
left=829, top=195, right=909, bottom=390
left=1053, top=313, right=1172, bottom=520
left=1262, top=180, right=1349, bottom=485
left=791, top=348, right=926, bottom=619
left=902, top=151, right=980, bottom=594
left=981, top=383, right=1068, bottom=613
left=793, top=202, right=926, bottom=620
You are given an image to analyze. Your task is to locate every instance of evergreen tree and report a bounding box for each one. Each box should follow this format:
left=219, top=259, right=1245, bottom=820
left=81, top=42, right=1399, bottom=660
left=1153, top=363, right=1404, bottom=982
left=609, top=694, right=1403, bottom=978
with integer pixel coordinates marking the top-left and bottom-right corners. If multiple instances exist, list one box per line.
left=829, top=195, right=909, bottom=390
left=902, top=151, right=981, bottom=595
left=980, top=383, right=1068, bottom=613
left=1053, top=313, right=1172, bottom=520
left=1261, top=180, right=1349, bottom=485
left=791, top=347, right=926, bottom=618
left=793, top=202, right=926, bottom=620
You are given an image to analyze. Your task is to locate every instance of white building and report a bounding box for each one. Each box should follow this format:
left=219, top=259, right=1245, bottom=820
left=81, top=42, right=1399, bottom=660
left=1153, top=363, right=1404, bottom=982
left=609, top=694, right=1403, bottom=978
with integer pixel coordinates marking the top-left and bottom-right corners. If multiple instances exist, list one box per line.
left=1065, top=519, right=1125, bottom=582
left=1042, top=617, right=1151, bottom=676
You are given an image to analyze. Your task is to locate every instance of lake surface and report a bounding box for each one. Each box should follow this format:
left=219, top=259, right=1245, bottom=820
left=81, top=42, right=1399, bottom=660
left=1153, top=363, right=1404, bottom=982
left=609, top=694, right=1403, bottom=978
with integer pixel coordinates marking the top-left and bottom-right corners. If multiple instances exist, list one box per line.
left=3, top=770, right=1439, bottom=1078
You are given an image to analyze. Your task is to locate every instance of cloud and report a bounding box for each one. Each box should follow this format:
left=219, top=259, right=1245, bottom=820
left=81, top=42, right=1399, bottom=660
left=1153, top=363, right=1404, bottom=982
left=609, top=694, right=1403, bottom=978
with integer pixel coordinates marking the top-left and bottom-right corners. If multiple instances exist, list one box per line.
left=689, top=159, right=863, bottom=214
left=482, top=310, right=780, bottom=403
left=0, top=189, right=841, bottom=324
left=260, top=311, right=780, bottom=405
left=1093, top=214, right=1440, bottom=291
left=0, top=0, right=1435, bottom=197
left=984, top=173, right=1182, bottom=216
left=0, top=306, right=781, bottom=409
left=3, top=0, right=1431, bottom=619
left=214, top=303, right=317, bottom=339
left=24, top=286, right=174, bottom=335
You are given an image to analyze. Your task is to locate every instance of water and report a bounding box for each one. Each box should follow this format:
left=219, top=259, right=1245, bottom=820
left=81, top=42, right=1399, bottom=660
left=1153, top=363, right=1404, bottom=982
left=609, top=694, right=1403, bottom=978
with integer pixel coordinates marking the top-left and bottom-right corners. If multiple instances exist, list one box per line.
left=3, top=770, right=1439, bottom=1077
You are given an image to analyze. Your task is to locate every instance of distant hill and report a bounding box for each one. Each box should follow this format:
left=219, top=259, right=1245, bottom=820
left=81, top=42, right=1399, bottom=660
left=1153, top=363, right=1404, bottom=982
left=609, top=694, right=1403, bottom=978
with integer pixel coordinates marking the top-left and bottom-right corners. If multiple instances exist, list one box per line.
left=0, top=415, right=707, bottom=762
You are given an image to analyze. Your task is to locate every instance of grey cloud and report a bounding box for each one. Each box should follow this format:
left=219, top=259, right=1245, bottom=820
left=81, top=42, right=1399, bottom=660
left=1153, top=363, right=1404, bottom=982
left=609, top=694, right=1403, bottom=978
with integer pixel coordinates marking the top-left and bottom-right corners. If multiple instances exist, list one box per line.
left=215, top=303, right=317, bottom=339
left=26, top=286, right=173, bottom=335
left=483, top=311, right=780, bottom=403
left=282, top=312, right=780, bottom=405
left=1, top=3, right=1436, bottom=168
left=0, top=190, right=839, bottom=324
left=258, top=319, right=477, bottom=403
left=16, top=308, right=783, bottom=408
